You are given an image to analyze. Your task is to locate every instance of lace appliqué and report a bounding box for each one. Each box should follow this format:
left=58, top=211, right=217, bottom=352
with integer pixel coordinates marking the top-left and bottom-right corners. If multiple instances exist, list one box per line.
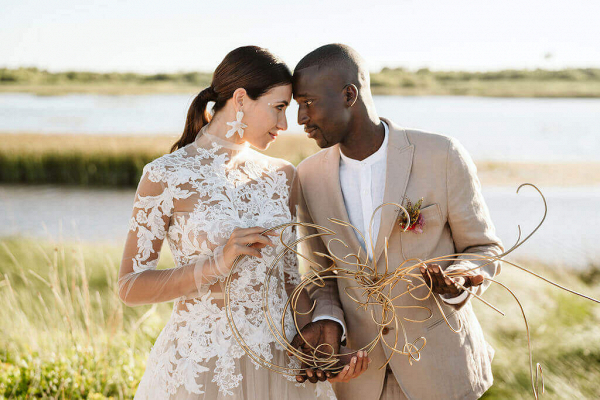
left=129, top=141, right=327, bottom=398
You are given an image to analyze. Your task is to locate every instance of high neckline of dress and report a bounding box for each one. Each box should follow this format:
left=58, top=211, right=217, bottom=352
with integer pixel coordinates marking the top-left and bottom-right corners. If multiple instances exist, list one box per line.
left=192, top=124, right=250, bottom=152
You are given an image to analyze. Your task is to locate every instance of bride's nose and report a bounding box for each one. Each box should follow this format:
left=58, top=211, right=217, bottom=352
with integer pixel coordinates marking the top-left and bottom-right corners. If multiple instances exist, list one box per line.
left=277, top=113, right=288, bottom=131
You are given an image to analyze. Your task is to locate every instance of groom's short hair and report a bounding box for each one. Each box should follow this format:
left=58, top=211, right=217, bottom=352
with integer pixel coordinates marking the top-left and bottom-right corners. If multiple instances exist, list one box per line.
left=294, top=44, right=369, bottom=89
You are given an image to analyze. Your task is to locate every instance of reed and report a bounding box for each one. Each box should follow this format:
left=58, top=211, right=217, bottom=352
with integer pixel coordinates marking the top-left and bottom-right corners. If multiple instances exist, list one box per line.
left=0, top=237, right=174, bottom=398
left=2, top=133, right=598, bottom=188
left=0, top=133, right=320, bottom=187
left=1, top=237, right=599, bottom=398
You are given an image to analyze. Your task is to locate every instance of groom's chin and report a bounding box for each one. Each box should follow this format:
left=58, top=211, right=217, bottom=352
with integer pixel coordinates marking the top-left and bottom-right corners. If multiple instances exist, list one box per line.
left=312, top=135, right=333, bottom=149
left=317, top=140, right=335, bottom=149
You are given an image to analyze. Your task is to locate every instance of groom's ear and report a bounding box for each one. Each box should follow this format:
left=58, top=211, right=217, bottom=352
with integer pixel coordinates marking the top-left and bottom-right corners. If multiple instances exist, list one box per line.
left=343, top=84, right=358, bottom=108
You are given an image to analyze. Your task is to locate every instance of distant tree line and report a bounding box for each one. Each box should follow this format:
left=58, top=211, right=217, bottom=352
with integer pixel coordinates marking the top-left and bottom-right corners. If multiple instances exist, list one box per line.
left=370, top=67, right=600, bottom=88
left=2, top=66, right=599, bottom=86
left=0, top=67, right=213, bottom=85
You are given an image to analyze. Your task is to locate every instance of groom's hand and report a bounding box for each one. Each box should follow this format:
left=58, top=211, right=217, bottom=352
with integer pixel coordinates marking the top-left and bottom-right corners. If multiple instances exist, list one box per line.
left=420, top=264, right=484, bottom=297
left=289, top=320, right=343, bottom=383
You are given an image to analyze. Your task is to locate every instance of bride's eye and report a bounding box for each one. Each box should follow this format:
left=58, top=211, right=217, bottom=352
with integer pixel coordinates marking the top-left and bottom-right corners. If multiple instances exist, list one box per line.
left=276, top=104, right=285, bottom=110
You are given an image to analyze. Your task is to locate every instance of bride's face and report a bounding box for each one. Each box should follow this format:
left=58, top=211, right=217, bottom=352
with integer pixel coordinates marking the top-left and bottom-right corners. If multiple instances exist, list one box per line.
left=242, top=84, right=292, bottom=150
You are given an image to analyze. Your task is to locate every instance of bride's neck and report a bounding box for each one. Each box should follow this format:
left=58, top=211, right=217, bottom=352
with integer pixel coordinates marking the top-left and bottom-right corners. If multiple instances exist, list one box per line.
left=204, top=109, right=246, bottom=146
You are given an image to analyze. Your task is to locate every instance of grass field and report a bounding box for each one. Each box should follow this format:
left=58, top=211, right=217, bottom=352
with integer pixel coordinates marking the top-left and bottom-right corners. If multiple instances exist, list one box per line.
left=2, top=67, right=600, bottom=97
left=1, top=133, right=597, bottom=188
left=0, top=133, right=320, bottom=187
left=1, top=237, right=599, bottom=398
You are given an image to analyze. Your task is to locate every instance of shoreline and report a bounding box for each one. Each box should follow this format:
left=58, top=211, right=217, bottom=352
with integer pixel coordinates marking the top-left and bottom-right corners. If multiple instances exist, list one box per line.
left=1, top=132, right=596, bottom=187
left=2, top=82, right=600, bottom=98
left=3, top=67, right=600, bottom=98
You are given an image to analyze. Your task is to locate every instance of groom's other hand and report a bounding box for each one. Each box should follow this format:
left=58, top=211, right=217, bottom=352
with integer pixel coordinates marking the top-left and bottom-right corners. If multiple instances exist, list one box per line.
left=289, top=320, right=343, bottom=383
left=420, top=264, right=484, bottom=297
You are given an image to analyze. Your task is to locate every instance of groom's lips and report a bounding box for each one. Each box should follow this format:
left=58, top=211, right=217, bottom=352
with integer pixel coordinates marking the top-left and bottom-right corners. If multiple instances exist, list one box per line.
left=304, top=127, right=318, bottom=139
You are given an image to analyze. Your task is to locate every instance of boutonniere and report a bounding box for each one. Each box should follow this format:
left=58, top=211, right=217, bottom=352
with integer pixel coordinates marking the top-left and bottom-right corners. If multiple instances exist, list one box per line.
left=398, top=197, right=425, bottom=234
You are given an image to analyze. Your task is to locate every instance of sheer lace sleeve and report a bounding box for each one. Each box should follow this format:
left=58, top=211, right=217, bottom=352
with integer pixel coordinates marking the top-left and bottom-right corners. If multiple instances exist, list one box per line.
left=118, top=163, right=229, bottom=306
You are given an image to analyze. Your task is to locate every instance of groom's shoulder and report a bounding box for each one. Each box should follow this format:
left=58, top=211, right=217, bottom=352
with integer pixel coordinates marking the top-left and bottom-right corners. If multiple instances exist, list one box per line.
left=384, top=118, right=456, bottom=154
left=391, top=126, right=465, bottom=164
left=403, top=127, right=454, bottom=151
left=296, top=147, right=334, bottom=179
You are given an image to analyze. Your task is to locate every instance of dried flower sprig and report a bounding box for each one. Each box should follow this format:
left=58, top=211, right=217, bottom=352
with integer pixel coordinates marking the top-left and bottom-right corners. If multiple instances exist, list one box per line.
left=397, top=197, right=425, bottom=233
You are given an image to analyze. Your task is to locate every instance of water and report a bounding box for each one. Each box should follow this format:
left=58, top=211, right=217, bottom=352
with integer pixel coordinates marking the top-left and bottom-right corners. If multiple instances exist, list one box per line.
left=1, top=184, right=598, bottom=269
left=1, top=93, right=598, bottom=267
left=1, top=93, right=599, bottom=161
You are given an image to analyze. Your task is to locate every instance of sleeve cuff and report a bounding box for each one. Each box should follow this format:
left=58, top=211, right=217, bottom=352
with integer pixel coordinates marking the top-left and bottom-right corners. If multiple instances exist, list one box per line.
left=312, top=315, right=347, bottom=341
left=440, top=289, right=471, bottom=305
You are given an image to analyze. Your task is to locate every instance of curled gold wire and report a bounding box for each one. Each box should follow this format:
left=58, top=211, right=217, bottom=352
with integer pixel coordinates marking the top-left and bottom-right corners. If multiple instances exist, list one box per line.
left=224, top=184, right=598, bottom=398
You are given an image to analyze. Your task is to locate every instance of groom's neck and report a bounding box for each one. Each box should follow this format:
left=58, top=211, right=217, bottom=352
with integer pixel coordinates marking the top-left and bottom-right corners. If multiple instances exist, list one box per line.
left=339, top=109, right=384, bottom=161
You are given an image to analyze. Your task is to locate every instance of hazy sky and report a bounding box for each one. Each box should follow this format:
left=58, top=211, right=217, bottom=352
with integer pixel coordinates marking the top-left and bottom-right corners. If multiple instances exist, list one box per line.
left=2, top=0, right=599, bottom=73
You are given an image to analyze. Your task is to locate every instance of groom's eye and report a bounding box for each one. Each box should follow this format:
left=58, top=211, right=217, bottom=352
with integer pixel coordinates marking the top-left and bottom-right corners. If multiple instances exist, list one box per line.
left=305, top=100, right=313, bottom=107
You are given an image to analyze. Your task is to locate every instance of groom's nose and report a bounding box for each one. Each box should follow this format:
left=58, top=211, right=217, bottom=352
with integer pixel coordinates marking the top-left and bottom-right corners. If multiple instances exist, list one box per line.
left=297, top=108, right=309, bottom=126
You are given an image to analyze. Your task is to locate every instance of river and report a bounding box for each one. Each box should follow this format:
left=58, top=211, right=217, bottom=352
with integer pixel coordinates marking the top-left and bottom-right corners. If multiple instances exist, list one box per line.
left=1, top=93, right=598, bottom=268
left=1, top=93, right=599, bottom=162
left=1, top=184, right=598, bottom=269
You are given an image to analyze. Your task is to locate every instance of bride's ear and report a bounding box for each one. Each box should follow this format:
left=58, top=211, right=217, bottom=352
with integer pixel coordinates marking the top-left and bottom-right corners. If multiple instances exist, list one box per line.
left=232, top=88, right=247, bottom=112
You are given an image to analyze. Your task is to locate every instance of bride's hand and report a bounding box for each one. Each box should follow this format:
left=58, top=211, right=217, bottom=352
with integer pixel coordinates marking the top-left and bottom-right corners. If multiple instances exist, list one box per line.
left=222, top=227, right=278, bottom=270
left=326, top=346, right=370, bottom=383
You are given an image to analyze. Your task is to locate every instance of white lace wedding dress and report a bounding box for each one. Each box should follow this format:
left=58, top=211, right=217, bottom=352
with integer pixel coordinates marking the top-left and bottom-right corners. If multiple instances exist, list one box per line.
left=119, top=127, right=336, bottom=399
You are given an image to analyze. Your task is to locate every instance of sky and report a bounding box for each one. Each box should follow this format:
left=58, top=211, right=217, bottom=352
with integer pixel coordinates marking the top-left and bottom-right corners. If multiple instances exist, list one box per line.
left=1, top=0, right=599, bottom=74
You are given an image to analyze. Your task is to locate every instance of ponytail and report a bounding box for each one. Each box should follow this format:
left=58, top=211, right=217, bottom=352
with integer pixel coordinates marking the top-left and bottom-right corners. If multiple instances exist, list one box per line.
left=170, top=86, right=217, bottom=152
left=170, top=46, right=292, bottom=153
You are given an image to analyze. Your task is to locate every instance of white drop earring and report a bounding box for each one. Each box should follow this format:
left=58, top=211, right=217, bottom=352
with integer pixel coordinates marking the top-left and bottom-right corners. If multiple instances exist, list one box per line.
left=226, top=109, right=247, bottom=138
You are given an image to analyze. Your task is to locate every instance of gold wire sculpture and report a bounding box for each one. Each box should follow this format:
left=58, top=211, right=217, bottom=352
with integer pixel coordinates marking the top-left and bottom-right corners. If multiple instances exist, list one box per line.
left=224, top=183, right=600, bottom=399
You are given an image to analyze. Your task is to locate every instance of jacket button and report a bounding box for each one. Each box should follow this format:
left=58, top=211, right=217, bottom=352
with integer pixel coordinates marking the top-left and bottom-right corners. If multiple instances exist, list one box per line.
left=382, top=327, right=390, bottom=335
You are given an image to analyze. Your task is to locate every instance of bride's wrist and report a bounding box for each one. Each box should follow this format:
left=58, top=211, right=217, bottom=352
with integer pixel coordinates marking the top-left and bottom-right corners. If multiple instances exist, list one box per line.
left=213, top=246, right=229, bottom=276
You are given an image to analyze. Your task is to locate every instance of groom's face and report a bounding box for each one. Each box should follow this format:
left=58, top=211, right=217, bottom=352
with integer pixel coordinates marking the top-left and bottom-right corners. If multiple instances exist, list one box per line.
left=293, top=66, right=351, bottom=148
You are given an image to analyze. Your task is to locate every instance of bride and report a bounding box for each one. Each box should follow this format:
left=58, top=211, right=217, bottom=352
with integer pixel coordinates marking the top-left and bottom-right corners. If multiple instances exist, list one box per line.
left=118, top=46, right=336, bottom=399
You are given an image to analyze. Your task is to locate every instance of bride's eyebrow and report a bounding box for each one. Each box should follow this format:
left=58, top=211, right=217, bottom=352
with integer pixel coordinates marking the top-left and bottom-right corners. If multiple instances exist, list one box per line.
left=273, top=100, right=289, bottom=106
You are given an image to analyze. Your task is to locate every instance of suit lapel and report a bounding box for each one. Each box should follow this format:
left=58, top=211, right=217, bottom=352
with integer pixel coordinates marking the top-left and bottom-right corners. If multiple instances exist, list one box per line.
left=373, top=119, right=414, bottom=263
left=313, top=146, right=364, bottom=260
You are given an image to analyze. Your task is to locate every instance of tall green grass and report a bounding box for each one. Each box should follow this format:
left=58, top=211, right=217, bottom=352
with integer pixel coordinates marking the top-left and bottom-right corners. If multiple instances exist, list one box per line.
left=477, top=261, right=600, bottom=399
left=0, top=133, right=321, bottom=187
left=0, top=237, right=174, bottom=398
left=0, top=152, right=154, bottom=187
left=1, top=237, right=599, bottom=398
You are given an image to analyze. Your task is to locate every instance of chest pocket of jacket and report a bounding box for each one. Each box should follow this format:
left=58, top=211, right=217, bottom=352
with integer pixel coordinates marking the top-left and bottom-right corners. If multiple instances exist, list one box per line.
left=399, top=203, right=443, bottom=262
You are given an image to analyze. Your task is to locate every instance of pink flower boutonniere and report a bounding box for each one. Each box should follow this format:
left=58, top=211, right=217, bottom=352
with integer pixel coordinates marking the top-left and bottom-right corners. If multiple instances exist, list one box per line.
left=398, top=197, right=426, bottom=234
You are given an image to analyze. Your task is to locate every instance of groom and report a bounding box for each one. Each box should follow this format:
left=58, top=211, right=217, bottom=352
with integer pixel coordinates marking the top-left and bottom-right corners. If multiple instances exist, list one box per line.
left=291, top=44, right=503, bottom=400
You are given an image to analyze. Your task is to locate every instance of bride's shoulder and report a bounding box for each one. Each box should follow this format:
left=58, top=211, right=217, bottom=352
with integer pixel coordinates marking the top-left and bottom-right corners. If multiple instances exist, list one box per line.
left=141, top=147, right=190, bottom=178
left=248, top=150, right=296, bottom=177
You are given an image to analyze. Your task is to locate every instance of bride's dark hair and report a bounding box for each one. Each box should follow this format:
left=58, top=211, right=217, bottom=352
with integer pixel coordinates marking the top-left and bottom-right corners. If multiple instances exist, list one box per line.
left=170, top=46, right=292, bottom=152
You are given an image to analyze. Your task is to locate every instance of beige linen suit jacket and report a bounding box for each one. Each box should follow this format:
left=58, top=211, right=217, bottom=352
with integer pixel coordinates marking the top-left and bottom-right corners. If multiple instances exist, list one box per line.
left=296, top=118, right=503, bottom=400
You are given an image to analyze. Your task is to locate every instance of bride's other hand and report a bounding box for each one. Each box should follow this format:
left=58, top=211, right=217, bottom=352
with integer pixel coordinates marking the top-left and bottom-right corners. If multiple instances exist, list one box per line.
left=222, top=227, right=278, bottom=268
left=327, top=346, right=370, bottom=383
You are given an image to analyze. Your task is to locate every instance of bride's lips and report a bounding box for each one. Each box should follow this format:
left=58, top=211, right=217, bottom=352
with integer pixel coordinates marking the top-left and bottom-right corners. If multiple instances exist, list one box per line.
left=268, top=131, right=278, bottom=140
